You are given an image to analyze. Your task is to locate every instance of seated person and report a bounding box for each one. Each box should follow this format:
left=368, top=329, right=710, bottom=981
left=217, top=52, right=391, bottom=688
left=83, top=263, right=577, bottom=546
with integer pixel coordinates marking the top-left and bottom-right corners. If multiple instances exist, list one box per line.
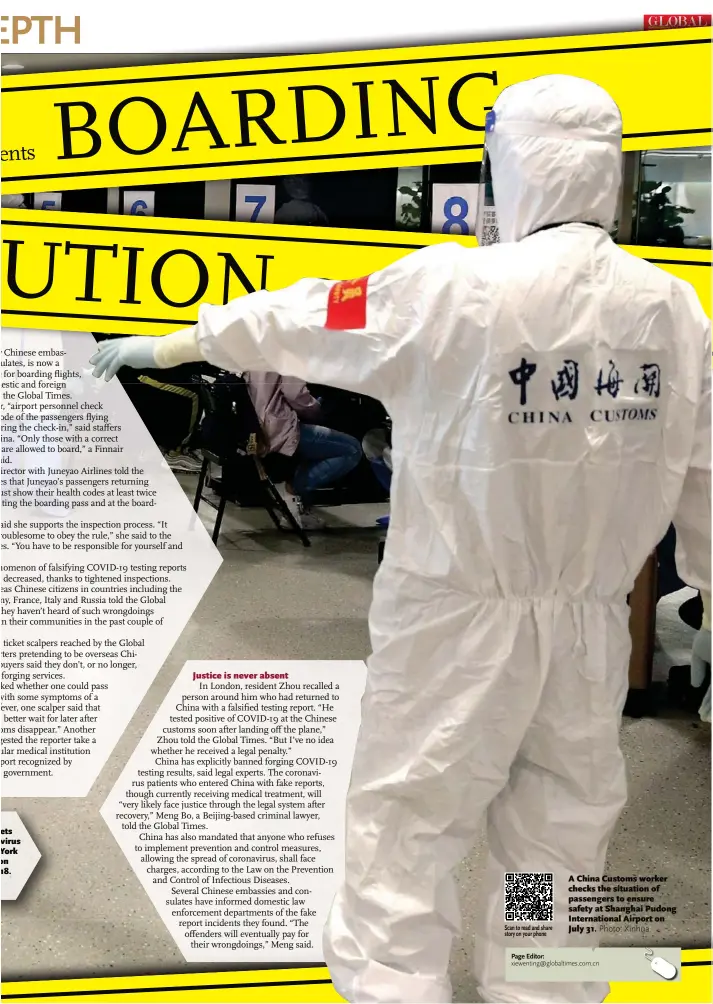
left=363, top=424, right=392, bottom=527
left=362, top=425, right=392, bottom=492
left=245, top=372, right=362, bottom=530
left=274, top=176, right=329, bottom=226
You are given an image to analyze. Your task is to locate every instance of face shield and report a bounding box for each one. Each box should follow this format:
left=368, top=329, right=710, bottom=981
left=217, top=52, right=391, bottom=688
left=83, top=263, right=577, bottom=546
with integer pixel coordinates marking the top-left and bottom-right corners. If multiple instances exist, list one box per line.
left=475, top=111, right=500, bottom=246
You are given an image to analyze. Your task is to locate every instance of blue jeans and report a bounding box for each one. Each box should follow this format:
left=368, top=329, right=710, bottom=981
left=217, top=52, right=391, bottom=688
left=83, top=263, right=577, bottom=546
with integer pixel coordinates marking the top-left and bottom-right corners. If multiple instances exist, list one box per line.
left=369, top=458, right=392, bottom=493
left=292, top=424, right=362, bottom=504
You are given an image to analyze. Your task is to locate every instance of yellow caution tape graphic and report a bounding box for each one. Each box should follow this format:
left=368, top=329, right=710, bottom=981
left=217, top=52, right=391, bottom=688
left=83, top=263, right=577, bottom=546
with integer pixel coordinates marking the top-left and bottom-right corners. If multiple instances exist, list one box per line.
left=1, top=210, right=709, bottom=336
left=1, top=209, right=478, bottom=335
left=1, top=949, right=710, bottom=1002
left=1, top=27, right=710, bottom=194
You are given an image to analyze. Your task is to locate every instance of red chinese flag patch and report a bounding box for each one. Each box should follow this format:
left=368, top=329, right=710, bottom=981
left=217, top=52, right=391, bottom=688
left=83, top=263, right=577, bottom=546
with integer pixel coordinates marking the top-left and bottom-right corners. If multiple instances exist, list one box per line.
left=325, top=275, right=369, bottom=330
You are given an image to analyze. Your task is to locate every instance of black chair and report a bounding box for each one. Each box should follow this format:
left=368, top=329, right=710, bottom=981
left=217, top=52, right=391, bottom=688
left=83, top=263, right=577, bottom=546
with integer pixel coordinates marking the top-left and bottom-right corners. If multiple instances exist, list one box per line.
left=191, top=372, right=310, bottom=548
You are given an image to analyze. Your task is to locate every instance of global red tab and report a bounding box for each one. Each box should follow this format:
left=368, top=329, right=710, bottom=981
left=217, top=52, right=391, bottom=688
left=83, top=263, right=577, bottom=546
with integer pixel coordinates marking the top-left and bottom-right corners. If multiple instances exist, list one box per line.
left=643, top=13, right=711, bottom=27
left=325, top=276, right=369, bottom=329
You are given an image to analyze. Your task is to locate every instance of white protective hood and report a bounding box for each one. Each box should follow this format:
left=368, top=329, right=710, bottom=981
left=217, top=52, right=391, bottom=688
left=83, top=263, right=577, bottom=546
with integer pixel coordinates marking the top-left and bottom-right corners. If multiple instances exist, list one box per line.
left=486, top=74, right=623, bottom=242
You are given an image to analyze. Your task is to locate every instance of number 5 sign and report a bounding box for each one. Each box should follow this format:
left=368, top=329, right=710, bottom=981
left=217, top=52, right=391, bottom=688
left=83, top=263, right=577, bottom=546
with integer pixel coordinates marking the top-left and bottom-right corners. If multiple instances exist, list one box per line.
left=33, top=192, right=62, bottom=211
left=234, top=184, right=276, bottom=224
left=431, top=184, right=479, bottom=236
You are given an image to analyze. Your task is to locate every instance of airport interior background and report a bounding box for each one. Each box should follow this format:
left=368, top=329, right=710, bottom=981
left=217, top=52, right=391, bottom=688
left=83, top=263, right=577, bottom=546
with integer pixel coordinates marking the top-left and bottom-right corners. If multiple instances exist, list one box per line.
left=2, top=55, right=711, bottom=999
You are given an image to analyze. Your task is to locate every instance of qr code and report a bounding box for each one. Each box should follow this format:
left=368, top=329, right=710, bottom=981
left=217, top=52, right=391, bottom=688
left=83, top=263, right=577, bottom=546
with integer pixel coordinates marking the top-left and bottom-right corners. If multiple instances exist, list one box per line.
left=504, top=872, right=554, bottom=922
left=480, top=209, right=499, bottom=245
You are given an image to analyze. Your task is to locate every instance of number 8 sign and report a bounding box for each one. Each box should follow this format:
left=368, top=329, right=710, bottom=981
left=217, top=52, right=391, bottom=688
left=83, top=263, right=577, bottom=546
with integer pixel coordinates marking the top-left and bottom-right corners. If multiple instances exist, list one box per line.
left=431, top=184, right=479, bottom=236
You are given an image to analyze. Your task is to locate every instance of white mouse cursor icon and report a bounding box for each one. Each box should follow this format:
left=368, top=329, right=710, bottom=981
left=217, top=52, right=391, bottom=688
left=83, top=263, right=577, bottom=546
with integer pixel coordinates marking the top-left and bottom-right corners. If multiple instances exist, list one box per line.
left=650, top=956, right=678, bottom=980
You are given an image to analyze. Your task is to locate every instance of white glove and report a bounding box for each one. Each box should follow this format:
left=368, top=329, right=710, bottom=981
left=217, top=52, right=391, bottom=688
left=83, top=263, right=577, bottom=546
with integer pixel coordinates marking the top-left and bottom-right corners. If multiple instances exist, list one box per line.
left=89, top=336, right=159, bottom=381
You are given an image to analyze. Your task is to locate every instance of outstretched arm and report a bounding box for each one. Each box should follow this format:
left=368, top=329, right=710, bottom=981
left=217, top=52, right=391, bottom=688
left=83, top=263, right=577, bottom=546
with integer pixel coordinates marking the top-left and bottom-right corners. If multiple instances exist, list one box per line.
left=90, top=242, right=465, bottom=403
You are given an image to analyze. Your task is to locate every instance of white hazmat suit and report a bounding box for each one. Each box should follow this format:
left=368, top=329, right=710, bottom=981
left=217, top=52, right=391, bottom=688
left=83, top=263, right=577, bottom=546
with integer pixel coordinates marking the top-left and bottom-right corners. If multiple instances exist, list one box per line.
left=90, top=74, right=711, bottom=1004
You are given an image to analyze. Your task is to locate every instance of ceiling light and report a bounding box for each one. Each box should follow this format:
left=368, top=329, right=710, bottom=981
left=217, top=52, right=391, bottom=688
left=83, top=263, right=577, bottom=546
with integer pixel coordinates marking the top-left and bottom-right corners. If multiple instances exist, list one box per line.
left=2, top=64, right=25, bottom=72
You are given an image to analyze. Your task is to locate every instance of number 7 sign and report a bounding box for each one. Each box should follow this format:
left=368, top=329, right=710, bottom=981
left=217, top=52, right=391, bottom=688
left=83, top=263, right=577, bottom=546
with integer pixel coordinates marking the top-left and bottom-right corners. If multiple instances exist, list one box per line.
left=234, top=184, right=276, bottom=224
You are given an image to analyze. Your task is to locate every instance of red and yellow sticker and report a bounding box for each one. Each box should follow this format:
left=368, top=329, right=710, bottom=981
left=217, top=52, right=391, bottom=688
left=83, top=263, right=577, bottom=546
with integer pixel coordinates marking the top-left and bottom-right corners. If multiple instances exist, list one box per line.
left=325, top=276, right=370, bottom=329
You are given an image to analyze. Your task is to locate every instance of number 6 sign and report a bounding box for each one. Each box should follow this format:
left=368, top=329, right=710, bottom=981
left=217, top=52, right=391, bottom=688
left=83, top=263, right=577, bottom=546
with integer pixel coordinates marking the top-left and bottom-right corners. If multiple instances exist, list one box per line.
left=123, top=191, right=155, bottom=216
left=431, top=184, right=479, bottom=236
